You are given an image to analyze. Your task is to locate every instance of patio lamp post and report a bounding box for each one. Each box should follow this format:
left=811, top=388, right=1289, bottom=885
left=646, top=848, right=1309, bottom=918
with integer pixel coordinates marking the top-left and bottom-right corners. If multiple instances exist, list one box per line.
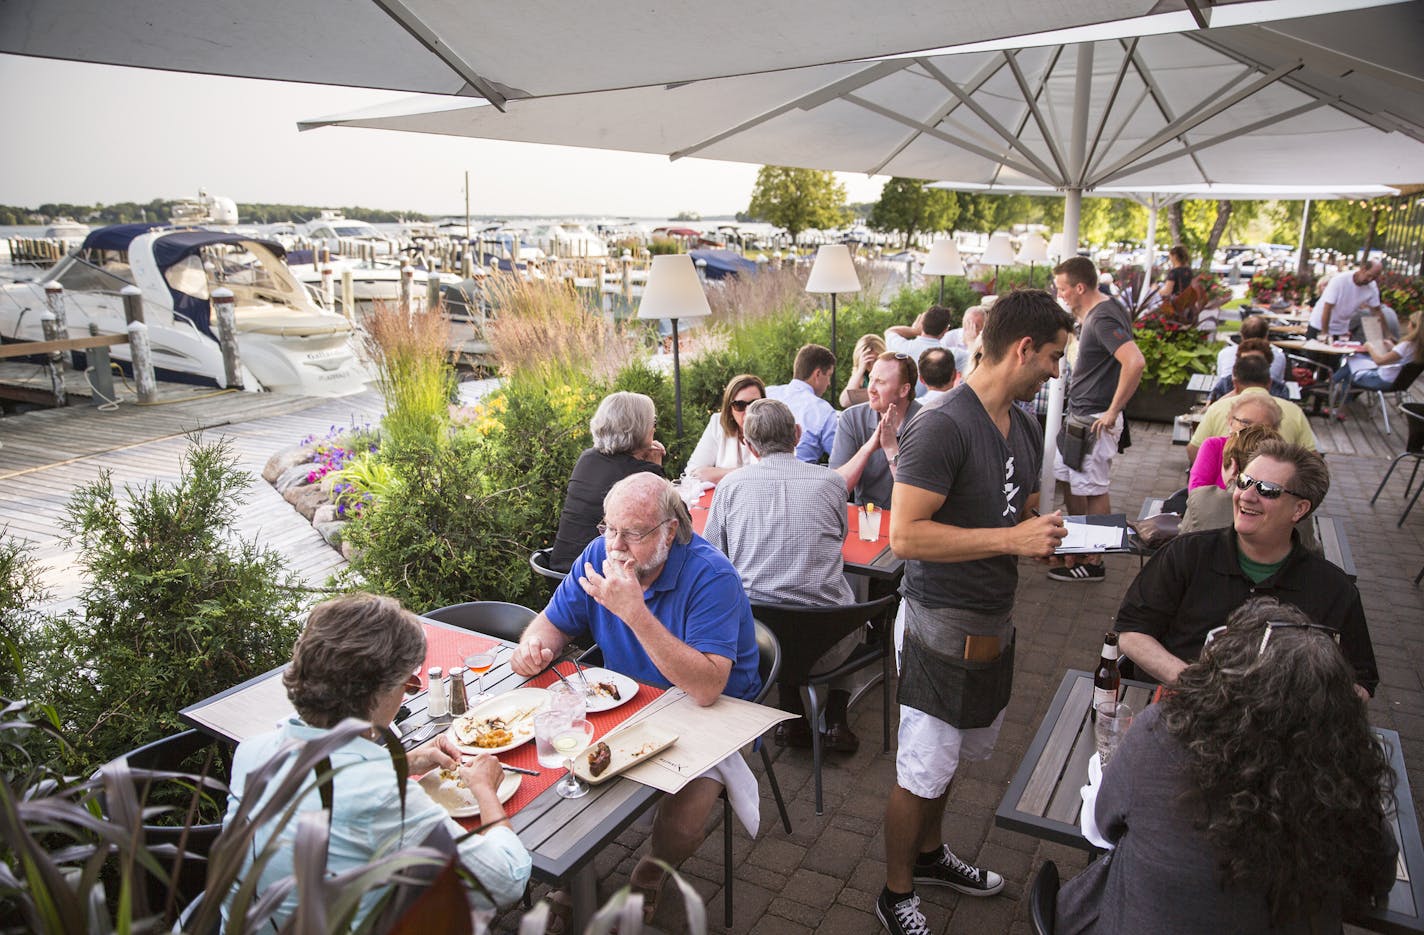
left=922, top=239, right=965, bottom=305
left=1016, top=233, right=1049, bottom=288
left=637, top=254, right=710, bottom=437
left=804, top=243, right=861, bottom=363
left=980, top=233, right=1015, bottom=296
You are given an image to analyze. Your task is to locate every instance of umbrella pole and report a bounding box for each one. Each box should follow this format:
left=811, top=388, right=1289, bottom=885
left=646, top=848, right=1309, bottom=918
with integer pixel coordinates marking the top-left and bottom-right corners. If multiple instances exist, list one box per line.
left=938, top=275, right=945, bottom=305
left=830, top=293, right=838, bottom=364
left=673, top=318, right=684, bottom=437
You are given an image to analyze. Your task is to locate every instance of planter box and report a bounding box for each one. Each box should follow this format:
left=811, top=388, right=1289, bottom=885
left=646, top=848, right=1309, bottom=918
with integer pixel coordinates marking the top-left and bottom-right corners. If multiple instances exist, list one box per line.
left=1126, top=381, right=1199, bottom=424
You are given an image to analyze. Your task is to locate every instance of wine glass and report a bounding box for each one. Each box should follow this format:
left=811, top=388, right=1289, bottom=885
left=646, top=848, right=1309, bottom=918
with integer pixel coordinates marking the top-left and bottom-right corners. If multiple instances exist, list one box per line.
left=553, top=718, right=597, bottom=799
left=464, top=650, right=497, bottom=702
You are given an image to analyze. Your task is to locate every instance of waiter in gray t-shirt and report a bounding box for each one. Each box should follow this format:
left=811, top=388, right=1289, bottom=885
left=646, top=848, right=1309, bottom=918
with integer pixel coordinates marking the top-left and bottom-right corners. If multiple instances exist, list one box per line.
left=1048, top=256, right=1145, bottom=585
left=873, top=291, right=1073, bottom=935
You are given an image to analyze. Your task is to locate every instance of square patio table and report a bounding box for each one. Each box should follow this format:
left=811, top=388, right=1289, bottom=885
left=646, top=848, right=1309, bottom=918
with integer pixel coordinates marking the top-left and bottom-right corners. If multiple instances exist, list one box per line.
left=997, top=669, right=1424, bottom=933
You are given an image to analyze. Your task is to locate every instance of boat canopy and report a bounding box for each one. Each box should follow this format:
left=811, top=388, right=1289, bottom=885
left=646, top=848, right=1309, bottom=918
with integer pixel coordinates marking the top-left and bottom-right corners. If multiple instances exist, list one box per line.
left=79, top=225, right=286, bottom=264
left=689, top=249, right=758, bottom=280
left=82, top=223, right=171, bottom=252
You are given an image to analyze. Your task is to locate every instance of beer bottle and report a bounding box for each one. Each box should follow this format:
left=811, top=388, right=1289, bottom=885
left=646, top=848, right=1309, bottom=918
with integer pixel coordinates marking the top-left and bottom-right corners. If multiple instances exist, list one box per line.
left=1093, top=632, right=1121, bottom=715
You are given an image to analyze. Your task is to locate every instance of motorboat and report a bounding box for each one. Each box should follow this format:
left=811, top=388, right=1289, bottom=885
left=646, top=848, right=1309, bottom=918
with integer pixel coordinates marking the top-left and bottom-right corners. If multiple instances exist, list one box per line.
left=529, top=222, right=610, bottom=259
left=169, top=190, right=241, bottom=228
left=302, top=211, right=400, bottom=257
left=42, top=217, right=90, bottom=250
left=0, top=224, right=367, bottom=396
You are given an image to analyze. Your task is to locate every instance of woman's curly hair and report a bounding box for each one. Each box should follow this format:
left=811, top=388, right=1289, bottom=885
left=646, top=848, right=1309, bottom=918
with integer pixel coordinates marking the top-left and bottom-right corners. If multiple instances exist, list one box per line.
left=1160, top=597, right=1397, bottom=923
left=283, top=593, right=426, bottom=727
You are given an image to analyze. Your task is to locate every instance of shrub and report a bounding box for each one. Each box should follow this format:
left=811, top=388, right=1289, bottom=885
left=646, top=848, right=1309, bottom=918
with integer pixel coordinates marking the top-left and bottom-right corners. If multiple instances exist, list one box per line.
left=1132, top=310, right=1223, bottom=385
left=23, top=438, right=306, bottom=777
left=363, top=300, right=454, bottom=452
left=0, top=532, right=49, bottom=699
left=646, top=236, right=683, bottom=255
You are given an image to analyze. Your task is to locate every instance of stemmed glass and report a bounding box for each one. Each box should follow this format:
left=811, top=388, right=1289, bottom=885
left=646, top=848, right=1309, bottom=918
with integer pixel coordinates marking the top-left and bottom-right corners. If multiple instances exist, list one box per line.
left=553, top=718, right=597, bottom=799
left=464, top=650, right=497, bottom=702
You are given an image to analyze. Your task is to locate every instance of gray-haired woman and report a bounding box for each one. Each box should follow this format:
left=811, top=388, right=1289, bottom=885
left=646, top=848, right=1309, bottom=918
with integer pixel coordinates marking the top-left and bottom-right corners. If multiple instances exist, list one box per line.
left=550, top=391, right=666, bottom=572
left=222, top=594, right=531, bottom=928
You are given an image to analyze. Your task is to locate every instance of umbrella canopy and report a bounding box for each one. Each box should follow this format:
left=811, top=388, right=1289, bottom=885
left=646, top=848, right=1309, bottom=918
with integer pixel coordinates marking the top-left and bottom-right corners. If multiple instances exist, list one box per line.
left=2, top=0, right=1402, bottom=108
left=298, top=1, right=1424, bottom=186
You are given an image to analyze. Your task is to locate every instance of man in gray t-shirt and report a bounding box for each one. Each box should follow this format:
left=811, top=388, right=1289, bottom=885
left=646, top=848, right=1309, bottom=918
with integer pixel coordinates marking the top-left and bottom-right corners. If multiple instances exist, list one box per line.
left=1048, top=256, right=1145, bottom=585
left=874, top=291, right=1073, bottom=935
left=830, top=352, right=921, bottom=507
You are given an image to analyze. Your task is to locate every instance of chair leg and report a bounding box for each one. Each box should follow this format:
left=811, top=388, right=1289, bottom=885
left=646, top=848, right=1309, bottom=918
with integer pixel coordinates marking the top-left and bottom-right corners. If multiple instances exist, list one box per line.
left=1415, top=562, right=1424, bottom=586
left=1406, top=458, right=1423, bottom=500
left=723, top=794, right=733, bottom=928
left=1400, top=473, right=1424, bottom=528
left=1372, top=453, right=1408, bottom=505
left=760, top=744, right=793, bottom=834
left=802, top=686, right=826, bottom=816
left=1380, top=391, right=1391, bottom=434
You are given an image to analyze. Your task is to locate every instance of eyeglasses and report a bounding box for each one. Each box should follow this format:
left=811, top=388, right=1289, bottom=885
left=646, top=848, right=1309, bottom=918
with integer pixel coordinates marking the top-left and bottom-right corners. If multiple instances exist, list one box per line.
left=1234, top=473, right=1308, bottom=501
left=730, top=399, right=758, bottom=412
left=1257, top=620, right=1340, bottom=657
left=893, top=352, right=911, bottom=361
left=1229, top=415, right=1257, bottom=429
left=597, top=518, right=671, bottom=543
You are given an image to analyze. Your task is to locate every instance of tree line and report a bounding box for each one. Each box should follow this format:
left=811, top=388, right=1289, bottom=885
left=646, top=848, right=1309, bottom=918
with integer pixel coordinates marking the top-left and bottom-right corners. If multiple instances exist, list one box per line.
left=744, top=166, right=1385, bottom=267
left=0, top=200, right=430, bottom=227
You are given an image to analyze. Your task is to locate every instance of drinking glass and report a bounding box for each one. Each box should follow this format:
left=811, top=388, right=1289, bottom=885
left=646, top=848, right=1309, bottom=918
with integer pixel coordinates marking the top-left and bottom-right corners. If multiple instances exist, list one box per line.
left=548, top=681, right=588, bottom=719
left=534, top=710, right=574, bottom=769
left=464, top=650, right=497, bottom=702
left=858, top=507, right=882, bottom=541
left=553, top=718, right=597, bottom=799
left=1094, top=701, right=1134, bottom=768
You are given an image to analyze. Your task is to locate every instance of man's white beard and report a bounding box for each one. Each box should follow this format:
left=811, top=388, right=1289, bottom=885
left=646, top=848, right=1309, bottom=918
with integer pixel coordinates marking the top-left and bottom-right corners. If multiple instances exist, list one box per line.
left=610, top=537, right=671, bottom=580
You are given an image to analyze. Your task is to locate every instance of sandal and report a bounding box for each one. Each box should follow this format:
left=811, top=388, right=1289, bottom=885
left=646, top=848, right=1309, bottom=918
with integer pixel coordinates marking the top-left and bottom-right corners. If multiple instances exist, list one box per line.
left=629, top=870, right=666, bottom=927
left=543, top=889, right=574, bottom=935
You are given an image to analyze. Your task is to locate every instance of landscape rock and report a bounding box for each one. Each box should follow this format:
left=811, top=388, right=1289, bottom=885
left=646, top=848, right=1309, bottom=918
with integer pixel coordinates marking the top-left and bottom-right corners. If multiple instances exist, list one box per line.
left=283, top=484, right=329, bottom=520
left=312, top=504, right=338, bottom=527
left=315, top=520, right=346, bottom=547
left=263, top=446, right=316, bottom=484
left=341, top=539, right=360, bottom=561
left=274, top=463, right=321, bottom=493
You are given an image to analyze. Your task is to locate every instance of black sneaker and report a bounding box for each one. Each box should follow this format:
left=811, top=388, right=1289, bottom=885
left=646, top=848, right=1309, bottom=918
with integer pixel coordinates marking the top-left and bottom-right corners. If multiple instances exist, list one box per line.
left=1048, top=563, right=1106, bottom=583
left=876, top=890, right=931, bottom=935
left=912, top=845, right=1005, bottom=896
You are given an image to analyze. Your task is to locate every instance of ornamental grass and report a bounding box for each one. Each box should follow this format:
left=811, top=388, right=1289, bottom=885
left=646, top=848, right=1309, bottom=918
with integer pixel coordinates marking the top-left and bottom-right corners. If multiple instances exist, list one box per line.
left=362, top=300, right=454, bottom=452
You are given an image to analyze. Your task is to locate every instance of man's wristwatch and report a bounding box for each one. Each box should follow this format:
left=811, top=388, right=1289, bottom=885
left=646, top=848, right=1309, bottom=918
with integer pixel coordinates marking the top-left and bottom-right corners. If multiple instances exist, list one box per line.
left=889, top=452, right=900, bottom=467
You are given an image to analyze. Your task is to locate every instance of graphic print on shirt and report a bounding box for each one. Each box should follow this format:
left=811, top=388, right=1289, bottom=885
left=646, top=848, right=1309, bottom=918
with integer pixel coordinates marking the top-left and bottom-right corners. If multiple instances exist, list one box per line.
left=1002, top=455, right=1020, bottom=517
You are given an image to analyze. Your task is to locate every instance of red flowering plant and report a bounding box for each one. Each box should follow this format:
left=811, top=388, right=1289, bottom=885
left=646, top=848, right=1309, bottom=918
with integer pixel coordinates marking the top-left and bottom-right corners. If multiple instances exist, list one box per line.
left=1133, top=308, right=1223, bottom=386
left=1379, top=272, right=1424, bottom=319
left=1247, top=269, right=1309, bottom=305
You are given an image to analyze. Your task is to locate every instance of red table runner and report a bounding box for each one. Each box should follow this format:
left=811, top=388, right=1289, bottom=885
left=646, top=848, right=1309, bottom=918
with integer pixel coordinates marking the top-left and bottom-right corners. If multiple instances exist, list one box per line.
left=417, top=624, right=499, bottom=691
left=451, top=661, right=666, bottom=823
left=690, top=487, right=892, bottom=567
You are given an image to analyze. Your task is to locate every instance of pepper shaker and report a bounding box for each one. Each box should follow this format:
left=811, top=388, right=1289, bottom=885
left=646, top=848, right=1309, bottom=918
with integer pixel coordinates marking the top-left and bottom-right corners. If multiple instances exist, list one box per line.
left=448, top=665, right=468, bottom=717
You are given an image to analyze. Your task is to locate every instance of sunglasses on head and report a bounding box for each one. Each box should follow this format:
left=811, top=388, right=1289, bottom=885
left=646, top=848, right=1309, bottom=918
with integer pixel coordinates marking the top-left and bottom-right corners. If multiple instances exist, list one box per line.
left=1257, top=620, right=1340, bottom=657
left=1234, top=473, right=1307, bottom=501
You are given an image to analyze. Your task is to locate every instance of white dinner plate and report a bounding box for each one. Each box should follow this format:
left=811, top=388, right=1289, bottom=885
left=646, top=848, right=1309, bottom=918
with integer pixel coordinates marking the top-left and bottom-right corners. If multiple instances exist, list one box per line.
left=573, top=668, right=640, bottom=714
left=418, top=767, right=522, bottom=818
left=447, top=687, right=549, bottom=755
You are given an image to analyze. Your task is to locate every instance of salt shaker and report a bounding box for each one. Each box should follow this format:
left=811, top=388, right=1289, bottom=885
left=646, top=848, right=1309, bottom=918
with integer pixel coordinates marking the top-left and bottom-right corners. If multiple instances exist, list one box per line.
left=448, top=665, right=469, bottom=717
left=426, top=666, right=447, bottom=719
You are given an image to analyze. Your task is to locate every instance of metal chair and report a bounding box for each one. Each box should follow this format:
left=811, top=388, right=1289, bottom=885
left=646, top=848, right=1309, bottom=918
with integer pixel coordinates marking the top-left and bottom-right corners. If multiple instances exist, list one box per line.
left=1331, top=360, right=1424, bottom=434
left=750, top=593, right=898, bottom=814
left=422, top=600, right=537, bottom=642
left=529, top=547, right=566, bottom=586
left=1029, top=860, right=1060, bottom=935
left=720, top=620, right=793, bottom=927
left=1370, top=403, right=1424, bottom=528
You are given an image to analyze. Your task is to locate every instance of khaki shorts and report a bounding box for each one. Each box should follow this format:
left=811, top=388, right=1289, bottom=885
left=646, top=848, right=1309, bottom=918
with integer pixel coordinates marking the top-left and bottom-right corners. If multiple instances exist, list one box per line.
left=1053, top=411, right=1122, bottom=496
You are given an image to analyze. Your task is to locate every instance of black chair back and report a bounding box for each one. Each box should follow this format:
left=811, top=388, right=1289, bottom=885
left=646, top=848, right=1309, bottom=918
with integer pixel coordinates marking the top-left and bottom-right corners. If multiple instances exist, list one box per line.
left=749, top=594, right=897, bottom=686
left=1404, top=403, right=1424, bottom=453
left=1030, top=859, right=1060, bottom=935
left=423, top=601, right=537, bottom=642
left=753, top=620, right=781, bottom=707
left=1389, top=359, right=1424, bottom=396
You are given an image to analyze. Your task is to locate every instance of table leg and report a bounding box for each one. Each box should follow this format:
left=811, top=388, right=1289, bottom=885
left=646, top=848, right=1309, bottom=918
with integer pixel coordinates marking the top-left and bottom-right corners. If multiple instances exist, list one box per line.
left=570, top=864, right=598, bottom=933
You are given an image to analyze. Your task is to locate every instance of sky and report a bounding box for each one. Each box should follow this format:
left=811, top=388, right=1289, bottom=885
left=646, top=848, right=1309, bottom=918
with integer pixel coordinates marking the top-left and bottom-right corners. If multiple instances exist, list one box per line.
left=0, top=54, right=887, bottom=219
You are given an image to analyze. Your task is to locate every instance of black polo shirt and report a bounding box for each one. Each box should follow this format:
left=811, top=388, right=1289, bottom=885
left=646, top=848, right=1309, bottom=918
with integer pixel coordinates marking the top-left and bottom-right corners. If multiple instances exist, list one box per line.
left=1116, top=526, right=1378, bottom=695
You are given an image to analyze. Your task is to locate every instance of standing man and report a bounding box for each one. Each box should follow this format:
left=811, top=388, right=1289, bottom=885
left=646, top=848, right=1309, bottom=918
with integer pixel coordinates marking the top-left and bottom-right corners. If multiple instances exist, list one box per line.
left=886, top=306, right=954, bottom=395
left=703, top=398, right=863, bottom=751
left=1309, top=261, right=1383, bottom=341
left=1050, top=256, right=1146, bottom=583
left=766, top=343, right=838, bottom=463
left=875, top=289, right=1072, bottom=935
left=830, top=352, right=921, bottom=507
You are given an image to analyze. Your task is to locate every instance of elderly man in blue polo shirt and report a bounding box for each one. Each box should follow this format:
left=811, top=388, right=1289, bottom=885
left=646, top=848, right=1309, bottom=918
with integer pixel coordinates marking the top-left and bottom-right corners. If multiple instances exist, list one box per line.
left=511, top=471, right=761, bottom=921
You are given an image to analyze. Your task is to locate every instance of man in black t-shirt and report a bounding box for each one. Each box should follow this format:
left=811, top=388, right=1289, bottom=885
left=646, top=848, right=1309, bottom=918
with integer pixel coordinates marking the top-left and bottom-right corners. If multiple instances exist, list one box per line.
left=874, top=291, right=1073, bottom=935
left=1050, top=256, right=1145, bottom=584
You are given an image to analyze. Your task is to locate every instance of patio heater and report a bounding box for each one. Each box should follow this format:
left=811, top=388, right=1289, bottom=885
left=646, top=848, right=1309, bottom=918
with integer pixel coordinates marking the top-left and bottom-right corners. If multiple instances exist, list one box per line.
left=1016, top=233, right=1049, bottom=288
left=804, top=243, right=861, bottom=362
left=922, top=239, right=965, bottom=305
left=637, top=254, right=710, bottom=437
left=980, top=234, right=1015, bottom=295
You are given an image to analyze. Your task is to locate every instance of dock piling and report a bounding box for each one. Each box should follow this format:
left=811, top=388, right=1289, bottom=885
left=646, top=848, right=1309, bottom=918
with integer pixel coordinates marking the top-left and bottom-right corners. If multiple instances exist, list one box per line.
left=127, top=321, right=158, bottom=404
left=121, top=285, right=145, bottom=325
left=211, top=288, right=244, bottom=391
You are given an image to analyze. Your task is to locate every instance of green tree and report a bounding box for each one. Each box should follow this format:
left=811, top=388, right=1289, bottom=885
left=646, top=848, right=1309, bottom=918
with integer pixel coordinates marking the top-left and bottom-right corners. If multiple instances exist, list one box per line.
left=870, top=178, right=960, bottom=248
left=746, top=166, right=850, bottom=244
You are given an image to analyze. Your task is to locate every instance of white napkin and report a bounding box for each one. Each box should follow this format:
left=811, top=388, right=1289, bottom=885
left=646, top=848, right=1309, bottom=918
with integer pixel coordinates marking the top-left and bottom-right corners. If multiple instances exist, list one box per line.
left=1079, top=753, right=1115, bottom=850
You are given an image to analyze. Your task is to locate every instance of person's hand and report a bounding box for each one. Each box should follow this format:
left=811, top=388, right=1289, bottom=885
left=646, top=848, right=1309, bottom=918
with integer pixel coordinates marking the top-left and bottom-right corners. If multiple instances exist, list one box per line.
left=511, top=635, right=554, bottom=676
left=635, top=439, right=666, bottom=466
left=690, top=465, right=719, bottom=482
left=408, top=732, right=461, bottom=773
left=911, top=311, right=927, bottom=333
left=1008, top=511, right=1067, bottom=558
left=877, top=405, right=904, bottom=456
left=1090, top=410, right=1117, bottom=438
left=458, top=753, right=504, bottom=794
left=1354, top=683, right=1371, bottom=703
left=580, top=556, right=648, bottom=624
left=859, top=347, right=878, bottom=373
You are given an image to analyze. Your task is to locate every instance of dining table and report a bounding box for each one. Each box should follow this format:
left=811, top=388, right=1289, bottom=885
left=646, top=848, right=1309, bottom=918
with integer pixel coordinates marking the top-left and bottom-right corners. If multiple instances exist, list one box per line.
left=997, top=669, right=1424, bottom=934
left=1273, top=337, right=1364, bottom=357
left=180, top=616, right=785, bottom=932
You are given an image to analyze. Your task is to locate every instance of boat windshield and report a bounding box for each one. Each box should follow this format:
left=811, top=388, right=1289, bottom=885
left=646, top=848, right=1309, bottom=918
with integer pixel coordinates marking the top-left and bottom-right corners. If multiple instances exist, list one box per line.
left=163, top=242, right=308, bottom=310
left=45, top=254, right=136, bottom=293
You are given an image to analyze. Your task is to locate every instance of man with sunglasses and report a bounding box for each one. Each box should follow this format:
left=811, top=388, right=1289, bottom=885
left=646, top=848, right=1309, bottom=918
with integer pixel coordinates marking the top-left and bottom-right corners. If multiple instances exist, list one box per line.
left=1116, top=440, right=1377, bottom=700
left=511, top=472, right=762, bottom=915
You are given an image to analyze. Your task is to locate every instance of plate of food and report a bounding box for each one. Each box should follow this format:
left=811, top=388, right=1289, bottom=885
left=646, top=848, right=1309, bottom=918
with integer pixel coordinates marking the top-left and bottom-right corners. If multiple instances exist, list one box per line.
left=572, top=667, right=639, bottom=714
left=448, top=687, right=549, bottom=755
left=571, top=721, right=678, bottom=785
left=418, top=765, right=522, bottom=818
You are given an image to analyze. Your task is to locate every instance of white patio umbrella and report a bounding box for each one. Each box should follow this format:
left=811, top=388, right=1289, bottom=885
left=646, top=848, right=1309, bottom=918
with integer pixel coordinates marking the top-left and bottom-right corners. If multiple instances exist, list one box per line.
left=0, top=0, right=1339, bottom=108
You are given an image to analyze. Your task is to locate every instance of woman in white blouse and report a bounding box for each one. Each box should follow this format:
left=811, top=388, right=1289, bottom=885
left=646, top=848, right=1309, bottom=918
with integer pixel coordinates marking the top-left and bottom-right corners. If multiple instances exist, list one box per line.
left=686, top=373, right=765, bottom=483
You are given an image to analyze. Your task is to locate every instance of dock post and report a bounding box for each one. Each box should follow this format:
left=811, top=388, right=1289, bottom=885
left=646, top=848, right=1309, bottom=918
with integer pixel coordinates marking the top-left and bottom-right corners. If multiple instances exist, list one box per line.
left=340, top=269, right=355, bottom=320
left=426, top=259, right=442, bottom=311
left=399, top=263, right=414, bottom=314
left=127, top=321, right=158, bottom=403
left=87, top=323, right=116, bottom=407
left=320, top=264, right=335, bottom=310
left=44, top=282, right=73, bottom=368
left=121, top=285, right=145, bottom=325
left=211, top=288, right=244, bottom=391
left=39, top=311, right=66, bottom=406
left=461, top=250, right=474, bottom=279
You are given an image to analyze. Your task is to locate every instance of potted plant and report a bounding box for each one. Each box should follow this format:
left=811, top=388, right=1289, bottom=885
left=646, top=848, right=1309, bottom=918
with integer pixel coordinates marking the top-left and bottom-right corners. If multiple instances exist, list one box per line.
left=1126, top=309, right=1223, bottom=423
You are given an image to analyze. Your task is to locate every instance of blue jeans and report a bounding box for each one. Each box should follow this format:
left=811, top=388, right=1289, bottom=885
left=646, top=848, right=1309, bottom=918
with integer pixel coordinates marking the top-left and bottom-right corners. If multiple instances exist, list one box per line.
left=1333, top=368, right=1391, bottom=391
